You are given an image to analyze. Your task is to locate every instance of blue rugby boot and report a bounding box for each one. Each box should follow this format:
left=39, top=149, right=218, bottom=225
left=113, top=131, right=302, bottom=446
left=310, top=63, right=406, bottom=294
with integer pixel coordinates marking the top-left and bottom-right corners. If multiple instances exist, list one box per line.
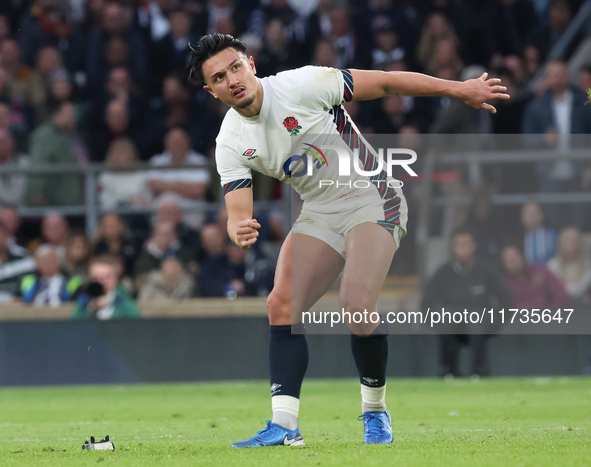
left=358, top=410, right=393, bottom=444
left=231, top=420, right=305, bottom=448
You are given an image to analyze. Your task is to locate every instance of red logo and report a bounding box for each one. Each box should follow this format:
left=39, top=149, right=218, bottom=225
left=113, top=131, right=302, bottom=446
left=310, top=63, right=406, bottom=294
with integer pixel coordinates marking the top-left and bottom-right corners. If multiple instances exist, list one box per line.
left=283, top=116, right=302, bottom=136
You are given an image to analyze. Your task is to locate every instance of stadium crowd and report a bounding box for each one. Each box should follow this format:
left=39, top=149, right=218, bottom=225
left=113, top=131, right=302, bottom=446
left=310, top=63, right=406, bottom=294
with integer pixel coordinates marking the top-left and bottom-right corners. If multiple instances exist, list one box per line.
left=0, top=0, right=590, bottom=317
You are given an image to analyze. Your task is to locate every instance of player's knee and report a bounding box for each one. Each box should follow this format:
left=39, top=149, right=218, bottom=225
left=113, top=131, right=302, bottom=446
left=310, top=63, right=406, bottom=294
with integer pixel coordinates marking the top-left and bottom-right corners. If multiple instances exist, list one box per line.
left=267, top=290, right=291, bottom=325
left=340, top=289, right=377, bottom=335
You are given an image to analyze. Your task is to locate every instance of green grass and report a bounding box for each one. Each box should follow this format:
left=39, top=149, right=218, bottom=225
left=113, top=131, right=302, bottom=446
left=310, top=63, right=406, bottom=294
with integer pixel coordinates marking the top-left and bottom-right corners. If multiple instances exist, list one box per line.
left=0, top=377, right=590, bottom=466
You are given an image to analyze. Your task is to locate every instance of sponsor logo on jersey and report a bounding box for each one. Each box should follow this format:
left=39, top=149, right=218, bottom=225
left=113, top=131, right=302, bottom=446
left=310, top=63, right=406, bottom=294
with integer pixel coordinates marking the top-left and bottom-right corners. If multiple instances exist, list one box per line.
left=242, top=149, right=258, bottom=160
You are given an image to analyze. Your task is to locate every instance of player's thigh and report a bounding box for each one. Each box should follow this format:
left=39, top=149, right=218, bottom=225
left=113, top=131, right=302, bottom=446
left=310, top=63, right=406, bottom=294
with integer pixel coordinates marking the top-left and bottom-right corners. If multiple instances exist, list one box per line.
left=269, top=233, right=344, bottom=325
left=339, top=222, right=397, bottom=334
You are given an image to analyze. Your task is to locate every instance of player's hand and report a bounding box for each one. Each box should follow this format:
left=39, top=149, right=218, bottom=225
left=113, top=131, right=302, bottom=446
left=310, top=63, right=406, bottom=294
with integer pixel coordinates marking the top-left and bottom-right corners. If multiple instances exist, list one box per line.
left=460, top=72, right=510, bottom=114
left=235, top=219, right=261, bottom=249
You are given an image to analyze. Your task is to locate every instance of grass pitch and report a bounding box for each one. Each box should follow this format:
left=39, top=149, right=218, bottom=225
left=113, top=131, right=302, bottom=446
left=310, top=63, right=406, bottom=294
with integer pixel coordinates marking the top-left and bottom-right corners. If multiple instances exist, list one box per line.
left=0, top=377, right=590, bottom=466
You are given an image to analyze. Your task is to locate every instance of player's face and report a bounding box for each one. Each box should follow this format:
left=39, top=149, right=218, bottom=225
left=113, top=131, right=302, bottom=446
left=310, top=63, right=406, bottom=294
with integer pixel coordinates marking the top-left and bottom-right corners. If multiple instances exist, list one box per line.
left=202, top=48, right=258, bottom=110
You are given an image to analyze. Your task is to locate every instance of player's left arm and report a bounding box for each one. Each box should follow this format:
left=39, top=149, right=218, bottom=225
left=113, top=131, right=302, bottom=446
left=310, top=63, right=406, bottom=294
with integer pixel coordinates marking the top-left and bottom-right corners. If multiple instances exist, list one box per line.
left=349, top=69, right=510, bottom=114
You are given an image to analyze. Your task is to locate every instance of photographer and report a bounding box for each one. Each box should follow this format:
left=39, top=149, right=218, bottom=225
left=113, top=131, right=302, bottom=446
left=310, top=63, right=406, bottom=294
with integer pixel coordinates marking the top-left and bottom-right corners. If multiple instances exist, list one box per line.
left=72, top=255, right=140, bottom=320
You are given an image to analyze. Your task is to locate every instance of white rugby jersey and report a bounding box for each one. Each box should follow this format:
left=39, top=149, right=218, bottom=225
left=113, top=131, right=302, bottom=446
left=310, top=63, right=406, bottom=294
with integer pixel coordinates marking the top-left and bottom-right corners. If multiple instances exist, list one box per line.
left=215, top=66, right=404, bottom=230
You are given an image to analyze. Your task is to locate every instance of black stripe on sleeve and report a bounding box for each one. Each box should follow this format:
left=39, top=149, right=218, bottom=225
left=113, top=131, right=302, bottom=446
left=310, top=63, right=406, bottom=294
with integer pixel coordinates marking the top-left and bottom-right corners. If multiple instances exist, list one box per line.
left=341, top=69, right=354, bottom=102
left=223, top=178, right=252, bottom=195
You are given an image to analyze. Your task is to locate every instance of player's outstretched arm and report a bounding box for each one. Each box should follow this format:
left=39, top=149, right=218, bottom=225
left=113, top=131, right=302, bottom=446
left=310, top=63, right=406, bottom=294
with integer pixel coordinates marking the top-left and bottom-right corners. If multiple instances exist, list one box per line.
left=349, top=69, right=510, bottom=114
left=225, top=187, right=260, bottom=249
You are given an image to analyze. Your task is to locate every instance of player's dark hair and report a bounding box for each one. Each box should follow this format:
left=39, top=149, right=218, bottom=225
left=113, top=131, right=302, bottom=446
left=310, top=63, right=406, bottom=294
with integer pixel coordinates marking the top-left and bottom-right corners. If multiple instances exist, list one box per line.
left=188, top=33, right=248, bottom=84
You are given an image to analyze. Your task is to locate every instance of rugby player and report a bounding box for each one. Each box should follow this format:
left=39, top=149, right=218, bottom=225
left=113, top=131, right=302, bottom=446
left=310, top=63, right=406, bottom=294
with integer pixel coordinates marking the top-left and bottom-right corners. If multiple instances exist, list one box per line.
left=188, top=33, right=509, bottom=447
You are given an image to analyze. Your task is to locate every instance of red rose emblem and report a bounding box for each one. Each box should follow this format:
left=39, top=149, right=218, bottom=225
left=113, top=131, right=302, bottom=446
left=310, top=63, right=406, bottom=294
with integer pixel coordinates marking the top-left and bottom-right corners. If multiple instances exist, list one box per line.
left=283, top=116, right=298, bottom=130
left=283, top=116, right=302, bottom=135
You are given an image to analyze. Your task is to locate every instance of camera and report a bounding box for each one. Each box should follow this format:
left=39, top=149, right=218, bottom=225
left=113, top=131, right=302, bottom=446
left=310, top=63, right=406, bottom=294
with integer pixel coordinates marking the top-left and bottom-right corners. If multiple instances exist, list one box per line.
left=84, top=281, right=105, bottom=298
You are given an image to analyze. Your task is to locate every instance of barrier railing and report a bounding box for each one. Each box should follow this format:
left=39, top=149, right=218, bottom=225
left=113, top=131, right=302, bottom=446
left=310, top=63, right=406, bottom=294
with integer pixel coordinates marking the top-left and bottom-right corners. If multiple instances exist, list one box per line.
left=0, top=162, right=291, bottom=237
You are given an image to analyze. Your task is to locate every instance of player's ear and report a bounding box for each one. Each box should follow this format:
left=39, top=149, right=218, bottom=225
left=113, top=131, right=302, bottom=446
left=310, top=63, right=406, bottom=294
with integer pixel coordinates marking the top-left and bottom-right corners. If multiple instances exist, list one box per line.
left=203, top=84, right=217, bottom=99
left=248, top=56, right=257, bottom=75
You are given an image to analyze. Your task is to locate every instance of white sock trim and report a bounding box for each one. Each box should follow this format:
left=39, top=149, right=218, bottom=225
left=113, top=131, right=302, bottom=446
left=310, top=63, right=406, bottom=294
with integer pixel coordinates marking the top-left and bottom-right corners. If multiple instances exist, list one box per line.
left=272, top=395, right=300, bottom=417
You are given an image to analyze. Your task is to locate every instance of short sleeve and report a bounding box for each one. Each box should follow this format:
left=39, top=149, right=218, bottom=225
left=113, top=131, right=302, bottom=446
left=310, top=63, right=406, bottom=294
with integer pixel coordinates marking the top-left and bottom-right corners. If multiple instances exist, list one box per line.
left=215, top=144, right=252, bottom=194
left=273, top=66, right=353, bottom=110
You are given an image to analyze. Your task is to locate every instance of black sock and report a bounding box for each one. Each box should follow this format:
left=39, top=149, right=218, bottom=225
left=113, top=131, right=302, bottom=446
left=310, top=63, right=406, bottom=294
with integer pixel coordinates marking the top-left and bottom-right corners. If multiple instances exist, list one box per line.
left=351, top=325, right=388, bottom=387
left=269, top=324, right=308, bottom=398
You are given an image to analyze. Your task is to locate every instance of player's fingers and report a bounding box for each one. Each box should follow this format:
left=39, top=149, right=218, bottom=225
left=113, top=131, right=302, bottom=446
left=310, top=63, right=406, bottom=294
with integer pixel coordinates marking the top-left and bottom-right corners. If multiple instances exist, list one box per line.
left=240, top=237, right=258, bottom=248
left=487, top=78, right=502, bottom=85
left=238, top=231, right=259, bottom=240
left=481, top=102, right=497, bottom=114
left=245, top=219, right=261, bottom=229
left=490, top=85, right=507, bottom=93
left=480, top=72, right=488, bottom=81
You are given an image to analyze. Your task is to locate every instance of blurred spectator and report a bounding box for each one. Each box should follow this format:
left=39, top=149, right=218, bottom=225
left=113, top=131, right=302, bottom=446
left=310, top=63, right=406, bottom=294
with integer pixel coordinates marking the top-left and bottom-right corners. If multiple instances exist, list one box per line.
left=465, top=191, right=504, bottom=260
left=134, top=220, right=194, bottom=286
left=80, top=0, right=105, bottom=35
left=135, top=0, right=175, bottom=97
left=16, top=0, right=60, bottom=65
left=0, top=221, right=36, bottom=303
left=0, top=100, right=31, bottom=153
left=482, top=0, right=538, bottom=64
left=520, top=201, right=557, bottom=265
left=247, top=0, right=299, bottom=40
left=154, top=193, right=204, bottom=264
left=28, top=46, right=63, bottom=120
left=371, top=23, right=405, bottom=71
left=372, top=95, right=411, bottom=134
left=195, top=0, right=237, bottom=37
left=238, top=33, right=262, bottom=63
left=547, top=227, right=591, bottom=304
left=327, top=7, right=362, bottom=69
left=491, top=67, right=533, bottom=135
left=18, top=3, right=86, bottom=74
left=425, top=38, right=464, bottom=77
left=72, top=254, right=141, bottom=319
left=501, top=244, right=571, bottom=309
left=529, top=0, right=583, bottom=61
left=0, top=207, right=27, bottom=256
left=256, top=18, right=301, bottom=78
left=25, top=102, right=86, bottom=206
left=138, top=250, right=195, bottom=302
left=199, top=223, right=244, bottom=297
left=0, top=15, right=10, bottom=43
left=416, top=13, right=459, bottom=73
left=63, top=232, right=90, bottom=279
left=88, top=98, right=140, bottom=161
left=168, top=8, right=198, bottom=71
left=421, top=228, right=513, bottom=377
left=312, top=39, right=338, bottom=68
left=0, top=39, right=33, bottom=104
left=35, top=67, right=76, bottom=123
left=92, top=213, right=138, bottom=278
left=144, top=71, right=216, bottom=157
left=430, top=65, right=491, bottom=134
left=0, top=128, right=27, bottom=207
left=522, top=44, right=543, bottom=85
left=226, top=241, right=275, bottom=297
left=522, top=61, right=591, bottom=227
left=19, top=245, right=82, bottom=307
left=86, top=2, right=148, bottom=94
left=38, top=212, right=69, bottom=259
left=147, top=127, right=210, bottom=226
left=99, top=137, right=151, bottom=209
